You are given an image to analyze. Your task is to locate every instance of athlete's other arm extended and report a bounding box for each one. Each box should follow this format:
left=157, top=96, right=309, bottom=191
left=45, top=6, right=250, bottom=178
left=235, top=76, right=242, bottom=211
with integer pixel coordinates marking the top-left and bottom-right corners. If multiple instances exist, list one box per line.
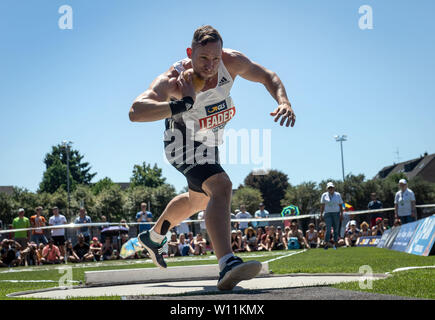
left=232, top=51, right=295, bottom=127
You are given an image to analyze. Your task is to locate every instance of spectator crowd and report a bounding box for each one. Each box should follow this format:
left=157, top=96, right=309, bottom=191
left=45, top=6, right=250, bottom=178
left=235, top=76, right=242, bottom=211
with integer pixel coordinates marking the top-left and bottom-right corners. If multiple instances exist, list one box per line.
left=0, top=179, right=419, bottom=267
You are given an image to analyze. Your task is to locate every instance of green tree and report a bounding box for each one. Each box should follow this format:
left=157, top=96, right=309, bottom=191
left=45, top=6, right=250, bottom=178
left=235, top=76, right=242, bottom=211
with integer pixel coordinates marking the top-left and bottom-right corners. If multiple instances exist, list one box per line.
left=39, top=144, right=96, bottom=193
left=130, top=162, right=166, bottom=188
left=231, top=186, right=263, bottom=215
left=0, top=192, right=14, bottom=226
left=71, top=185, right=97, bottom=220
left=244, top=169, right=290, bottom=213
left=91, top=177, right=115, bottom=195
left=95, top=184, right=125, bottom=222
left=281, top=181, right=321, bottom=215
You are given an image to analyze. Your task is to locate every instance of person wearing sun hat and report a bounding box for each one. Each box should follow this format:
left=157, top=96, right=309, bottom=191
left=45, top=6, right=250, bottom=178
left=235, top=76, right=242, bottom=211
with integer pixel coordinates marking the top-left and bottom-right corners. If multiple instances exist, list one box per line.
left=243, top=227, right=257, bottom=252
left=394, top=179, right=416, bottom=224
left=320, top=182, right=344, bottom=250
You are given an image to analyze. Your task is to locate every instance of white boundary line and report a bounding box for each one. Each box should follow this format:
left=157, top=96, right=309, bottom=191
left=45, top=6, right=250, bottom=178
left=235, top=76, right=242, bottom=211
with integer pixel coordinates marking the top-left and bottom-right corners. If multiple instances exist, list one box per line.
left=386, top=265, right=435, bottom=274
left=264, top=249, right=307, bottom=264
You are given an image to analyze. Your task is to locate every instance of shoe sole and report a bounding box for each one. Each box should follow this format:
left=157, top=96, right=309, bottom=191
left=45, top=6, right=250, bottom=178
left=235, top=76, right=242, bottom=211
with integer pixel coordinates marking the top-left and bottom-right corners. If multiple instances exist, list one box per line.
left=217, top=260, right=262, bottom=291
left=137, top=236, right=166, bottom=269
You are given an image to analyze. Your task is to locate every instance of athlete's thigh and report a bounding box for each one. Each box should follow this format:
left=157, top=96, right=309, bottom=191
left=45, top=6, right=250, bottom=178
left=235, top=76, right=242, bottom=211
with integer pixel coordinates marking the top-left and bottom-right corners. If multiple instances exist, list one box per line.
left=201, top=171, right=232, bottom=196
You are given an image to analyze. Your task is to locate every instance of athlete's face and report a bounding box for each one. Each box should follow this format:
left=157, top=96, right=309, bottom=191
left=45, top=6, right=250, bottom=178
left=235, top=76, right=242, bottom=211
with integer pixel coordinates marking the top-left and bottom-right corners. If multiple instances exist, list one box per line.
left=188, top=41, right=222, bottom=80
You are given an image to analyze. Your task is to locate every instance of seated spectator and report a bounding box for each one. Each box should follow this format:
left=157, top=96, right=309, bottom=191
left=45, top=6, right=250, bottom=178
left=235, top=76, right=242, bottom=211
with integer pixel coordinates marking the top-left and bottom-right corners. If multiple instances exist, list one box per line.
left=287, top=221, right=309, bottom=249
left=90, top=237, right=103, bottom=261
left=187, top=232, right=195, bottom=249
left=41, top=239, right=64, bottom=264
left=255, top=227, right=264, bottom=248
left=65, top=240, right=80, bottom=263
left=265, top=226, right=277, bottom=251
left=306, top=223, right=319, bottom=248
left=393, top=218, right=402, bottom=228
left=275, top=226, right=286, bottom=250
left=318, top=223, right=326, bottom=248
left=37, top=242, right=45, bottom=263
left=168, top=233, right=181, bottom=257
left=102, top=238, right=114, bottom=260
left=177, top=233, right=193, bottom=256
left=21, top=242, right=39, bottom=266
left=193, top=233, right=207, bottom=255
left=0, top=239, right=22, bottom=267
left=345, top=221, right=361, bottom=247
left=371, top=217, right=385, bottom=236
left=73, top=234, right=94, bottom=262
left=231, top=230, right=242, bottom=253
left=236, top=230, right=246, bottom=252
left=383, top=218, right=390, bottom=230
left=360, top=222, right=371, bottom=236
left=243, top=227, right=257, bottom=252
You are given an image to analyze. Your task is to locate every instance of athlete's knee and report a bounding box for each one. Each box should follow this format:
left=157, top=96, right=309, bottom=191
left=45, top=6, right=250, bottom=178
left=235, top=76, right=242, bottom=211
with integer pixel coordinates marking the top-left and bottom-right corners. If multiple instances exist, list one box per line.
left=202, top=173, right=232, bottom=198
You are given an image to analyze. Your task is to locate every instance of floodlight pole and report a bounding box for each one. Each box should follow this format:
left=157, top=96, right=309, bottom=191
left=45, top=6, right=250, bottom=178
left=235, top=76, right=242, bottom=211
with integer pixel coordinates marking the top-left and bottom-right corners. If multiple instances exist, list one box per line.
left=334, top=135, right=347, bottom=181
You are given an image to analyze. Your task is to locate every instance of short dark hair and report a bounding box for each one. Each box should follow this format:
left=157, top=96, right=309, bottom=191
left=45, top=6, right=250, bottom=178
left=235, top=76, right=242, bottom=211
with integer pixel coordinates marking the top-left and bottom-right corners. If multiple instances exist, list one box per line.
left=192, top=25, right=223, bottom=49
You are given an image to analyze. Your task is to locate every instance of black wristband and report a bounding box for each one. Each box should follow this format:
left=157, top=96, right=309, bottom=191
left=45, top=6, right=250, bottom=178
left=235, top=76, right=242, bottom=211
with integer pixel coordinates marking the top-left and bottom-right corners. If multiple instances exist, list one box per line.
left=169, top=96, right=194, bottom=116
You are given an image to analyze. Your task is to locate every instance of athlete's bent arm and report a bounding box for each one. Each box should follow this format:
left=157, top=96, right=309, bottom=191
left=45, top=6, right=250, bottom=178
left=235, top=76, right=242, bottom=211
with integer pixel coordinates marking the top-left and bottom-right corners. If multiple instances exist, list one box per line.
left=231, top=51, right=296, bottom=127
left=129, top=75, right=173, bottom=122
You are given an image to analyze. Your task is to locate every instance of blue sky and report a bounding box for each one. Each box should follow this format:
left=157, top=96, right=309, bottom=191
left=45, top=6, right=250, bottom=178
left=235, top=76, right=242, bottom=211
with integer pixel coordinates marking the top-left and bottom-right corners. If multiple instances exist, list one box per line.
left=1, top=0, right=434, bottom=193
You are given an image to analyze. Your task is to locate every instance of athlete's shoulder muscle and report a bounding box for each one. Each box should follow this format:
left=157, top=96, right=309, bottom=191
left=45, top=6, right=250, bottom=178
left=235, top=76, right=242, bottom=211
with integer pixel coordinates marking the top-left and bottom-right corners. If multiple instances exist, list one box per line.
left=222, top=48, right=272, bottom=83
left=135, top=67, right=179, bottom=103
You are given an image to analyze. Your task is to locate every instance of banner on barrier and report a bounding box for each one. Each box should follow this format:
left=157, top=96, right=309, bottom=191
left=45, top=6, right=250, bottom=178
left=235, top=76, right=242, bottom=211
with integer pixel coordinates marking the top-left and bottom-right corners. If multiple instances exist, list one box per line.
left=377, top=226, right=401, bottom=249
left=406, top=216, right=435, bottom=256
left=356, top=236, right=381, bottom=247
left=391, top=221, right=420, bottom=252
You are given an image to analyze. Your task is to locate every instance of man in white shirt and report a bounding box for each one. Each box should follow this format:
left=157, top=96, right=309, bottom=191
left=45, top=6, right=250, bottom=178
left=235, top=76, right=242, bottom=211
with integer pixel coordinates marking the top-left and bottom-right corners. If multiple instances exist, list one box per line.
left=48, top=207, right=67, bottom=256
left=394, top=179, right=416, bottom=224
left=320, top=182, right=343, bottom=249
left=236, top=205, right=252, bottom=234
left=254, top=203, right=269, bottom=229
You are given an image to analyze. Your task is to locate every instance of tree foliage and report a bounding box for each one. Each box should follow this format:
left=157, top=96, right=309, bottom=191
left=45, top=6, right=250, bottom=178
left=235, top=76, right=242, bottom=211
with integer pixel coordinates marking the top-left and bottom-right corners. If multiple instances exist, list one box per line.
left=130, top=162, right=166, bottom=188
left=231, top=186, right=263, bottom=215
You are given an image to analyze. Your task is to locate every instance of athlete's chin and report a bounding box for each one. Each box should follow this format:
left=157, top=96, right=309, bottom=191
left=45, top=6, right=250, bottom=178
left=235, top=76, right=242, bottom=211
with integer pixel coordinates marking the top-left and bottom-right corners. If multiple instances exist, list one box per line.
left=197, top=71, right=216, bottom=80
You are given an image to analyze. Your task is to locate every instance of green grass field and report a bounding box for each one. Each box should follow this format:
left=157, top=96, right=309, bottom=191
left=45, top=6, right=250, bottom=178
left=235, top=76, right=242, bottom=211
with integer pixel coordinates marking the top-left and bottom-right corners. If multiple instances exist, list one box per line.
left=1, top=247, right=434, bottom=300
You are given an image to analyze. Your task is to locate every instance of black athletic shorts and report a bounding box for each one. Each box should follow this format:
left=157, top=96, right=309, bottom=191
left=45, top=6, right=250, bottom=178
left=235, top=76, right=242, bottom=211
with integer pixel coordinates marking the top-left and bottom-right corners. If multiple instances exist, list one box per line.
left=164, top=118, right=225, bottom=194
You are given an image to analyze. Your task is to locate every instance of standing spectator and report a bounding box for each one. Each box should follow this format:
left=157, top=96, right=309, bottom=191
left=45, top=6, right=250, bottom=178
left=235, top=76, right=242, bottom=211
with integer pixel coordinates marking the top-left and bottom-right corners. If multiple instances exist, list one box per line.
left=254, top=203, right=269, bottom=229
left=320, top=182, right=344, bottom=250
left=48, top=207, right=67, bottom=256
left=176, top=218, right=191, bottom=236
left=231, top=211, right=239, bottom=230
left=235, top=205, right=252, bottom=234
left=41, top=239, right=63, bottom=264
left=12, top=208, right=30, bottom=249
left=90, top=237, right=103, bottom=261
left=243, top=227, right=257, bottom=252
left=98, top=215, right=109, bottom=243
left=394, top=179, right=417, bottom=224
left=136, top=202, right=153, bottom=234
left=30, top=206, right=48, bottom=246
left=368, top=193, right=383, bottom=228
left=360, top=222, right=371, bottom=236
left=306, top=223, right=319, bottom=248
left=193, top=233, right=207, bottom=255
left=73, top=234, right=94, bottom=262
left=197, top=211, right=212, bottom=251
left=74, top=208, right=92, bottom=244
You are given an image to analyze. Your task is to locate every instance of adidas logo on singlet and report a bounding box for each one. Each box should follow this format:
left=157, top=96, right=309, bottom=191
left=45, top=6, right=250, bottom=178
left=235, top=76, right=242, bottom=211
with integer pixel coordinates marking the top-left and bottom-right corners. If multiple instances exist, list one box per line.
left=218, top=76, right=230, bottom=86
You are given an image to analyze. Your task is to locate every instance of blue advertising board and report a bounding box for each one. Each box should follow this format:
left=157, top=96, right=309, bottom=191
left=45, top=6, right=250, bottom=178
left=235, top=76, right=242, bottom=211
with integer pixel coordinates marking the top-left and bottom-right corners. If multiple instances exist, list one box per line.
left=377, top=229, right=391, bottom=249
left=391, top=221, right=420, bottom=252
left=406, top=216, right=435, bottom=256
left=356, top=236, right=381, bottom=247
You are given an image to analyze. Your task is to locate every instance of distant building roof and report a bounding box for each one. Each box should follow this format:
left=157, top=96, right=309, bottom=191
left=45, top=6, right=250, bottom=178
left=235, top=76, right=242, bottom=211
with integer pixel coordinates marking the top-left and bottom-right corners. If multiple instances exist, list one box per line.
left=375, top=152, right=435, bottom=183
left=0, top=186, right=14, bottom=196
left=116, top=183, right=130, bottom=190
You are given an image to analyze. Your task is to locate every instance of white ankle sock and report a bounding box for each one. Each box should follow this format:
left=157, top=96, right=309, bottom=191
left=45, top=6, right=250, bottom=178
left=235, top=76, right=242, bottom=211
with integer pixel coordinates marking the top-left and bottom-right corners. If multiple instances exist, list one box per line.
left=218, top=253, right=235, bottom=271
left=149, top=228, right=165, bottom=244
